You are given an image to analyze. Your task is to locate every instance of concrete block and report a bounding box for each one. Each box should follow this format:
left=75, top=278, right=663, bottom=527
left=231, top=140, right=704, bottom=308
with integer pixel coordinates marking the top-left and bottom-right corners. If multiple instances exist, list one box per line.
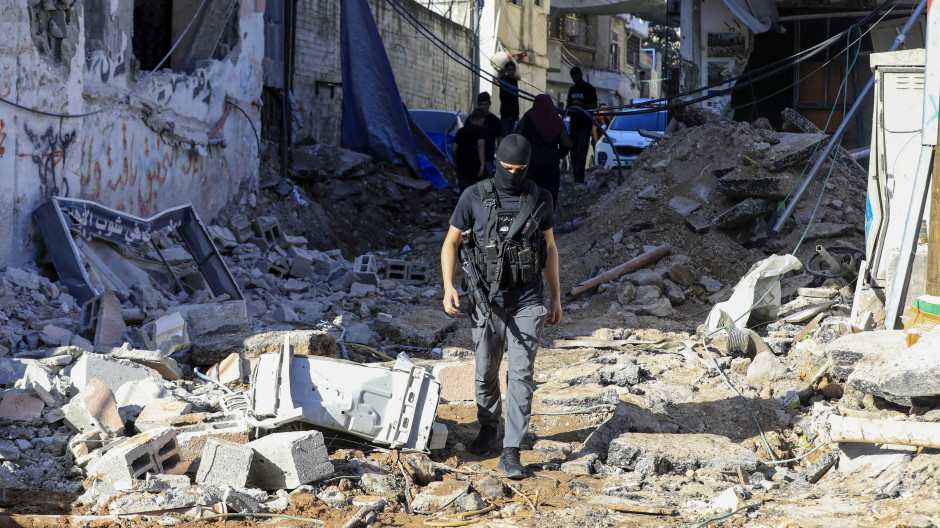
left=134, top=398, right=193, bottom=433
left=175, top=414, right=252, bottom=473
left=207, top=353, right=247, bottom=385
left=110, top=344, right=182, bottom=381
left=40, top=324, right=72, bottom=347
left=152, top=312, right=190, bottom=354
left=249, top=431, right=334, bottom=489
left=289, top=252, right=315, bottom=278
left=168, top=300, right=249, bottom=336
left=354, top=254, right=377, bottom=274
left=607, top=433, right=760, bottom=474
left=0, top=391, right=44, bottom=421
left=385, top=259, right=408, bottom=282
left=685, top=213, right=711, bottom=234
left=63, top=378, right=123, bottom=434
left=827, top=330, right=906, bottom=380
left=229, top=215, right=254, bottom=244
left=86, top=427, right=185, bottom=481
left=195, top=438, right=253, bottom=487
left=114, top=378, right=170, bottom=420
left=713, top=198, right=775, bottom=229
left=81, top=291, right=126, bottom=347
left=67, top=352, right=157, bottom=397
left=252, top=216, right=285, bottom=248
left=18, top=362, right=58, bottom=406
left=190, top=329, right=338, bottom=366
left=376, top=309, right=458, bottom=348
left=385, top=259, right=430, bottom=285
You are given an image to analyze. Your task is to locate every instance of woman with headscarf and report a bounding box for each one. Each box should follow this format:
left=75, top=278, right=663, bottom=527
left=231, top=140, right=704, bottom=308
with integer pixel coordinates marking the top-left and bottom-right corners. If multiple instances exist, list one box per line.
left=514, top=94, right=572, bottom=206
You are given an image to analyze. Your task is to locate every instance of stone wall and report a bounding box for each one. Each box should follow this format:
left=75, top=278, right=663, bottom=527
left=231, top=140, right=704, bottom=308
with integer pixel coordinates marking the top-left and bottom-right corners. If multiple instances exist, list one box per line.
left=293, top=0, right=473, bottom=146
left=0, top=0, right=264, bottom=267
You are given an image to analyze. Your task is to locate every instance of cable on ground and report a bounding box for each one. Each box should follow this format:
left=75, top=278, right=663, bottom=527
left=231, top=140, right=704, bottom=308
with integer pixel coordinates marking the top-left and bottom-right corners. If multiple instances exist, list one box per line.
left=532, top=404, right=616, bottom=416
left=200, top=512, right=325, bottom=524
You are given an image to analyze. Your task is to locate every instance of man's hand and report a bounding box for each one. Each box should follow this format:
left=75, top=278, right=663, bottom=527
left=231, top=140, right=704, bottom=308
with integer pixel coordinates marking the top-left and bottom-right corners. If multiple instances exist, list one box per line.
left=547, top=296, right=562, bottom=326
left=443, top=285, right=461, bottom=314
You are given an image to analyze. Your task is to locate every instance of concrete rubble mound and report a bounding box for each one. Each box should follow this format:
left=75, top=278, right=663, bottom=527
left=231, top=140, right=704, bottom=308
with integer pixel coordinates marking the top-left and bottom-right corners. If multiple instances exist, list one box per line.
left=1, top=137, right=938, bottom=527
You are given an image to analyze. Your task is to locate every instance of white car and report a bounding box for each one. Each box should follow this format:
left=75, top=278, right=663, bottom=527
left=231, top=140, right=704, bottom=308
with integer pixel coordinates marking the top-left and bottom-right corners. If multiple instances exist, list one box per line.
left=594, top=107, right=667, bottom=169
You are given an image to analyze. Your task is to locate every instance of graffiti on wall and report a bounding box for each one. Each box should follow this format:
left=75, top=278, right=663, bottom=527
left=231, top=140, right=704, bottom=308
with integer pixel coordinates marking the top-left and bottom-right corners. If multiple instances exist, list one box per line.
left=79, top=119, right=228, bottom=216
left=20, top=123, right=77, bottom=199
left=0, top=119, right=7, bottom=158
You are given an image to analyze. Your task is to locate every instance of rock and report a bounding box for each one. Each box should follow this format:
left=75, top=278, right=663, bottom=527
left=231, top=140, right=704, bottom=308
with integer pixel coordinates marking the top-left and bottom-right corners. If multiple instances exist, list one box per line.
left=561, top=454, right=597, bottom=476
left=292, top=144, right=372, bottom=181
left=622, top=269, right=663, bottom=289
left=577, top=401, right=662, bottom=459
left=640, top=297, right=675, bottom=317
left=632, top=285, right=661, bottom=305
left=801, top=222, right=855, bottom=241
left=538, top=383, right=619, bottom=408
left=637, top=185, right=658, bottom=200
left=191, top=330, right=338, bottom=366
left=799, top=451, right=838, bottom=484
left=375, top=309, right=457, bottom=348
left=113, top=378, right=170, bottom=420
left=827, top=330, right=906, bottom=380
left=533, top=440, right=573, bottom=456
left=616, top=282, right=636, bottom=305
left=411, top=480, right=469, bottom=513
left=668, top=196, right=701, bottom=216
left=344, top=323, right=379, bottom=346
left=0, top=391, right=44, bottom=421
left=360, top=472, right=402, bottom=499
left=40, top=325, right=72, bottom=347
left=472, top=474, right=505, bottom=501
left=607, top=433, right=760, bottom=474
left=3, top=268, right=42, bottom=290
left=662, top=279, right=686, bottom=306
left=685, top=213, right=711, bottom=234
left=713, top=198, right=775, bottom=229
left=747, top=352, right=788, bottom=385
left=760, top=132, right=826, bottom=171
left=699, top=276, right=723, bottom=293
left=667, top=263, right=697, bottom=287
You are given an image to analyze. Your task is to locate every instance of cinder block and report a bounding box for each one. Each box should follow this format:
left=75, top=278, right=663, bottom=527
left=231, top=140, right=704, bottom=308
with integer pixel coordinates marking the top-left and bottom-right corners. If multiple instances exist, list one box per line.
left=134, top=398, right=193, bottom=433
left=354, top=254, right=377, bottom=274
left=0, top=391, right=45, bottom=421
left=289, top=253, right=314, bottom=278
left=195, top=438, right=253, bottom=487
left=229, top=216, right=254, bottom=244
left=167, top=301, right=249, bottom=336
left=405, top=262, right=430, bottom=284
left=175, top=414, right=252, bottom=473
left=385, top=260, right=408, bottom=281
left=67, top=352, right=156, bottom=397
left=252, top=216, right=285, bottom=248
left=63, top=378, right=123, bottom=434
left=249, top=431, right=334, bottom=490
left=87, top=427, right=185, bottom=481
left=80, top=291, right=126, bottom=346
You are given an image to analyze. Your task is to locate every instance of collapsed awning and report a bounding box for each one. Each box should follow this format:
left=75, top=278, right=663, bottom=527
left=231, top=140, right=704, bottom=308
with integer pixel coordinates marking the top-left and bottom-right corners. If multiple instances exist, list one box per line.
left=549, top=0, right=669, bottom=25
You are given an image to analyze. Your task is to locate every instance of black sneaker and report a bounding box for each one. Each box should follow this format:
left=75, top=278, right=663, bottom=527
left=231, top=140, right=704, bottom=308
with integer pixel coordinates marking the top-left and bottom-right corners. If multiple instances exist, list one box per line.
left=497, top=447, right=525, bottom=479
left=468, top=425, right=498, bottom=456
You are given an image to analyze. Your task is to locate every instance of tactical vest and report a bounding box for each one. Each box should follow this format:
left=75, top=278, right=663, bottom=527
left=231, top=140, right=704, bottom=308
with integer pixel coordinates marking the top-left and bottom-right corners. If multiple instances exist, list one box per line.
left=475, top=180, right=547, bottom=300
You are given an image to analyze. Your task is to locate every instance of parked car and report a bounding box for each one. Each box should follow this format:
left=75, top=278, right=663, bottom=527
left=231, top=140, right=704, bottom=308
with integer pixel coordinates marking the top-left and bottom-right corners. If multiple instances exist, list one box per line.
left=594, top=103, right=668, bottom=169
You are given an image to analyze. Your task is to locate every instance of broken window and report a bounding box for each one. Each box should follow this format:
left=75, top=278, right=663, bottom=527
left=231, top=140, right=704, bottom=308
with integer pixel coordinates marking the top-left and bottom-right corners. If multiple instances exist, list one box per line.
left=132, top=0, right=241, bottom=73
left=550, top=14, right=596, bottom=48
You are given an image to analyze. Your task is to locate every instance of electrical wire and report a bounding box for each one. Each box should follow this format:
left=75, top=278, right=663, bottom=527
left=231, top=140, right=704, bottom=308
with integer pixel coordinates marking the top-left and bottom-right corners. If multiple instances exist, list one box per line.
left=0, top=0, right=209, bottom=118
left=193, top=367, right=235, bottom=394
left=690, top=500, right=766, bottom=528
left=200, top=513, right=325, bottom=524
left=227, top=101, right=262, bottom=153
left=345, top=342, right=395, bottom=361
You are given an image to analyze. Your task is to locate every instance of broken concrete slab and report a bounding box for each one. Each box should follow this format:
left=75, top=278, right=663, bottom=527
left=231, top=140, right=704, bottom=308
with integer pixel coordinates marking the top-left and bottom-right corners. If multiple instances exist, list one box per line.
left=67, top=352, right=159, bottom=397
left=685, top=213, right=711, bottom=234
left=190, top=330, right=338, bottom=366
left=877, top=328, right=940, bottom=399
left=538, top=383, right=620, bottom=408
left=827, top=330, right=906, bottom=380
left=715, top=164, right=794, bottom=200
left=195, top=438, right=254, bottom=487
left=110, top=344, right=182, bottom=381
left=81, top=291, right=126, bottom=347
left=114, top=378, right=171, bottom=420
left=837, top=442, right=913, bottom=497
left=0, top=390, right=45, bottom=421
left=167, top=300, right=249, bottom=336
left=747, top=352, right=788, bottom=385
left=713, top=198, right=775, bottom=229
left=207, top=353, right=248, bottom=385
left=577, top=401, right=662, bottom=458
left=291, top=143, right=373, bottom=181
left=375, top=309, right=458, bottom=348
left=759, top=132, right=826, bottom=172
left=63, top=378, right=123, bottom=435
left=107, top=485, right=224, bottom=515
left=175, top=415, right=252, bottom=473
left=607, top=433, right=760, bottom=474
left=668, top=196, right=701, bottom=216
left=139, top=312, right=191, bottom=354
left=17, top=362, right=59, bottom=406
left=40, top=324, right=72, bottom=347
left=411, top=480, right=470, bottom=513
left=134, top=398, right=193, bottom=433
left=781, top=108, right=868, bottom=179
left=248, top=430, right=333, bottom=490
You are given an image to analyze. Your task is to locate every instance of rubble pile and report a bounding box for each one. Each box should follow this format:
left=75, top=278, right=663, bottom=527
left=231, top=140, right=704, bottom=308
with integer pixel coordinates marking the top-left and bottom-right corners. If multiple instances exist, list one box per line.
left=0, top=128, right=938, bottom=526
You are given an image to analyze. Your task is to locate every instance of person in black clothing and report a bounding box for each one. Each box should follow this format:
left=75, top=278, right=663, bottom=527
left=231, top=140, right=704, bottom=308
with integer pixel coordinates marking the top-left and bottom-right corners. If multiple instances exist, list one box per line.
left=476, top=92, right=503, bottom=177
left=566, top=66, right=598, bottom=183
left=514, top=94, right=571, bottom=206
left=451, top=109, right=487, bottom=192
left=499, top=62, right=520, bottom=138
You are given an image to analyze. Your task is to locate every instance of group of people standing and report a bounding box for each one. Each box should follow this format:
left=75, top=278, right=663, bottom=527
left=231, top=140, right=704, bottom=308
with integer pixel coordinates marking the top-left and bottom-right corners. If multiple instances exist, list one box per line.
left=441, top=63, right=598, bottom=480
left=451, top=64, right=598, bottom=205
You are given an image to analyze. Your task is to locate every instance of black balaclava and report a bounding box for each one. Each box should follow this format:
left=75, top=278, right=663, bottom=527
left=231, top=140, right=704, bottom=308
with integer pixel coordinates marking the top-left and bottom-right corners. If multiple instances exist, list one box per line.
left=494, top=134, right=531, bottom=194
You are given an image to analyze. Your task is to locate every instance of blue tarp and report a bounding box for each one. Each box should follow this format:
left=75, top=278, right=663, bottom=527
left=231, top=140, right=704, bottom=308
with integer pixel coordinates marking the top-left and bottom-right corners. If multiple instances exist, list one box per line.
left=341, top=0, right=448, bottom=188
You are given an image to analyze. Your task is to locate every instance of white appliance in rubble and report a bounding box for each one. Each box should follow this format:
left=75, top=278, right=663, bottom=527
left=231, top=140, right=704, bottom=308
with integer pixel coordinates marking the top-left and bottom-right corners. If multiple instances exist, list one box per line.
left=248, top=334, right=447, bottom=451
left=860, top=48, right=931, bottom=319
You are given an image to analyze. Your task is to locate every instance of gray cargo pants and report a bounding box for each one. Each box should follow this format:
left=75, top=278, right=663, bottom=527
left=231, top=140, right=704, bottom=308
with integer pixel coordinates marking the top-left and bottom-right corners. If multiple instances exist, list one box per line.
left=471, top=302, right=548, bottom=449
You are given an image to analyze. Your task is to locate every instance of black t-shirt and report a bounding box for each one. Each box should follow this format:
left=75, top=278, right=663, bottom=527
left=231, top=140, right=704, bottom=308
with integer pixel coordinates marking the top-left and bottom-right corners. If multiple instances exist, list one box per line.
left=452, top=124, right=483, bottom=176
left=449, top=182, right=555, bottom=308
left=499, top=74, right=520, bottom=120
left=481, top=112, right=503, bottom=160
left=567, top=81, right=598, bottom=130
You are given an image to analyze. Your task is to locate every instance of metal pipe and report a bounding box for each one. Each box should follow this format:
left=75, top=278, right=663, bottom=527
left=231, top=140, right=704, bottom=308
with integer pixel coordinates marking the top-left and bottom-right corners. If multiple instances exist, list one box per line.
left=884, top=0, right=940, bottom=328
left=772, top=0, right=928, bottom=234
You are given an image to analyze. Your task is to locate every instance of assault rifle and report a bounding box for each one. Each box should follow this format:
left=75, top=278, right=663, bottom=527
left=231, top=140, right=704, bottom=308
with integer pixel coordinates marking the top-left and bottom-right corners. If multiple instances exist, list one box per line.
left=458, top=229, right=492, bottom=324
